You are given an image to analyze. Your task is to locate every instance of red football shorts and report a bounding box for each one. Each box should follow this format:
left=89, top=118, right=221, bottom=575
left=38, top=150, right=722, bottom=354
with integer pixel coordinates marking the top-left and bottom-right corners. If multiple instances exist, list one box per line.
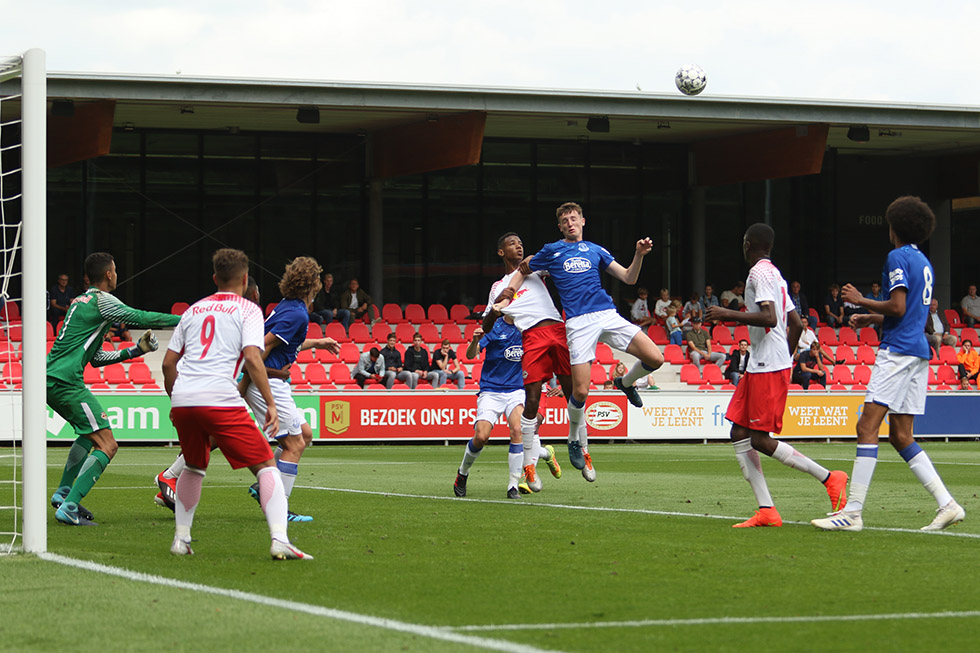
left=725, top=368, right=791, bottom=434
left=522, top=322, right=571, bottom=385
left=170, top=406, right=273, bottom=470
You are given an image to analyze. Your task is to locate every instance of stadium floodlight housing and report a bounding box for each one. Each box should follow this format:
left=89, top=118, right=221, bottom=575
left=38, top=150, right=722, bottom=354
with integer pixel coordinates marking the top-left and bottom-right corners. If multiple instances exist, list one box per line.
left=586, top=116, right=610, bottom=133
left=296, top=106, right=320, bottom=124
left=847, top=126, right=870, bottom=142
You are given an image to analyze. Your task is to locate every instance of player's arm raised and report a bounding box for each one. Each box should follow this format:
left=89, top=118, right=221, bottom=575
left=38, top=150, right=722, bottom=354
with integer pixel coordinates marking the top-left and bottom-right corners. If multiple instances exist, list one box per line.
left=465, top=328, right=484, bottom=360
left=605, top=238, right=653, bottom=284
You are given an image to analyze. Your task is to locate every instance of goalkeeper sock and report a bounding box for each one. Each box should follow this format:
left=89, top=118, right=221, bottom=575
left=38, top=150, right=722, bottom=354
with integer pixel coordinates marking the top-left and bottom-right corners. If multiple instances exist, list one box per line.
left=64, top=450, right=111, bottom=504
left=58, top=437, right=94, bottom=489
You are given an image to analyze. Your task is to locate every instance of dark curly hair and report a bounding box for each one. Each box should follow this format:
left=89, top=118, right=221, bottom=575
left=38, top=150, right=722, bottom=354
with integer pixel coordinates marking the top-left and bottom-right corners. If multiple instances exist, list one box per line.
left=278, top=256, right=322, bottom=301
left=886, top=196, right=935, bottom=245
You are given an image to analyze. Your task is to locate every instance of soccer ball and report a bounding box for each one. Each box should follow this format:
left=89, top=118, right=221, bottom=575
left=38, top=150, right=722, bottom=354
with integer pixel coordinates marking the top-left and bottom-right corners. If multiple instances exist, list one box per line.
left=675, top=65, right=707, bottom=96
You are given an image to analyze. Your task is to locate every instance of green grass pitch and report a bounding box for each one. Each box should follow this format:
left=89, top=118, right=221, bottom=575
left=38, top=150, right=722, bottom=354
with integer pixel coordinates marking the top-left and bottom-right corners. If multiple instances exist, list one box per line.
left=2, top=442, right=979, bottom=652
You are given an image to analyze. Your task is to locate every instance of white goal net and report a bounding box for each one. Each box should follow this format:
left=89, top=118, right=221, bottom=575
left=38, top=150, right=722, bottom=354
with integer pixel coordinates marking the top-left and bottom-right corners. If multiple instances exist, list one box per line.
left=0, top=49, right=45, bottom=555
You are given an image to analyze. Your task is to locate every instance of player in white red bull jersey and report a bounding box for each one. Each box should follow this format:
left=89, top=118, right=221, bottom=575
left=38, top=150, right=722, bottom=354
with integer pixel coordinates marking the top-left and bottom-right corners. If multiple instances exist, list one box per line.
left=705, top=224, right=848, bottom=528
left=162, top=248, right=311, bottom=560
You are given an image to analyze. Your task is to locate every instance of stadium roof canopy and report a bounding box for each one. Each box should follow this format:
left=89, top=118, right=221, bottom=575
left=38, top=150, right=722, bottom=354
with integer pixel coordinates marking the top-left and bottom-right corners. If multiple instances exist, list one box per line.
left=46, top=72, right=980, bottom=158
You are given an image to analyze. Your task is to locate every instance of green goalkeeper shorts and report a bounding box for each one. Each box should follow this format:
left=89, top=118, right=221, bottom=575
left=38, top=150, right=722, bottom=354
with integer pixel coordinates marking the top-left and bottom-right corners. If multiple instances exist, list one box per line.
left=46, top=378, right=110, bottom=435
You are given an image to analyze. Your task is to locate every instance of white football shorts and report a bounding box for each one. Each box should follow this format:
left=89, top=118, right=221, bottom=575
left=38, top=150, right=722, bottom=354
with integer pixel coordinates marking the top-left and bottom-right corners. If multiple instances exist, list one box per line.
left=565, top=309, right=641, bottom=366
left=475, top=389, right=525, bottom=426
left=865, top=348, right=928, bottom=415
left=245, top=377, right=306, bottom=438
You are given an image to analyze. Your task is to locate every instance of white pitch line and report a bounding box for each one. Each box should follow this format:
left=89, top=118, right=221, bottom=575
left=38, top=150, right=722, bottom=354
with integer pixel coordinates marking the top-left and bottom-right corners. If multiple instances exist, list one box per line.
left=452, top=610, right=980, bottom=632
left=39, top=553, right=558, bottom=653
left=299, top=485, right=980, bottom=540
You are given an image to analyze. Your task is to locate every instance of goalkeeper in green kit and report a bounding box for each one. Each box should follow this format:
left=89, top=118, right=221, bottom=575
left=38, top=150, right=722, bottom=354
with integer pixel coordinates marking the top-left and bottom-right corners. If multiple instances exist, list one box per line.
left=48, top=252, right=181, bottom=526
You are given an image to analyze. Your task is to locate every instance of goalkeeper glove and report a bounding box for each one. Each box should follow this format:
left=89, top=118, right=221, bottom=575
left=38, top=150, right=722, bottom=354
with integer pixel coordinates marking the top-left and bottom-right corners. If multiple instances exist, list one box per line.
left=135, top=330, right=159, bottom=354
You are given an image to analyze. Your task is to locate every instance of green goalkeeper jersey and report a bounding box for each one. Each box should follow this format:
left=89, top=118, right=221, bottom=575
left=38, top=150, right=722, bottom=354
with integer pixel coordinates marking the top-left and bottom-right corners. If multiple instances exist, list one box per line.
left=46, top=288, right=181, bottom=385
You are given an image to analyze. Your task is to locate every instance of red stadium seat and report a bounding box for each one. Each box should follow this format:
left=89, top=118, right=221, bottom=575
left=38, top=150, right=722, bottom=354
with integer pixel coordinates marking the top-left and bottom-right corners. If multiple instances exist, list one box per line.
left=595, top=343, right=616, bottom=365
left=289, top=365, right=304, bottom=385
left=349, top=323, right=372, bottom=344
left=788, top=383, right=805, bottom=391
left=83, top=365, right=102, bottom=385
left=265, top=302, right=277, bottom=317
left=835, top=345, right=856, bottom=365
left=936, top=365, right=958, bottom=385
left=859, top=327, right=880, bottom=346
left=404, top=304, right=428, bottom=324
left=945, top=309, right=964, bottom=328
left=296, top=348, right=316, bottom=364
left=305, top=363, right=330, bottom=386
left=680, top=364, right=701, bottom=385
left=306, top=323, right=323, bottom=339
left=711, top=326, right=734, bottom=346
left=1, top=302, right=21, bottom=322
left=856, top=345, right=876, bottom=365
left=462, top=324, right=480, bottom=342
left=45, top=322, right=55, bottom=341
left=647, top=324, right=668, bottom=345
left=470, top=362, right=483, bottom=384
left=939, top=346, right=958, bottom=366
left=338, top=343, right=360, bottom=364
left=382, top=303, right=405, bottom=324
left=701, top=364, right=724, bottom=385
left=104, top=364, right=128, bottom=385
left=960, top=327, right=978, bottom=346
left=427, top=304, right=450, bottom=324
left=590, top=364, right=607, bottom=386
left=853, top=364, right=872, bottom=385
left=323, top=322, right=350, bottom=343
left=128, top=362, right=154, bottom=385
left=419, top=323, right=441, bottom=344
left=7, top=325, right=22, bottom=342
left=830, top=367, right=853, bottom=385
left=450, top=304, right=475, bottom=324
left=395, top=323, right=416, bottom=344
left=817, top=327, right=839, bottom=347
left=317, top=348, right=340, bottom=364
left=732, top=325, right=750, bottom=344
left=370, top=322, right=391, bottom=343
left=838, top=327, right=859, bottom=346
left=808, top=308, right=820, bottom=324
left=329, top=363, right=357, bottom=386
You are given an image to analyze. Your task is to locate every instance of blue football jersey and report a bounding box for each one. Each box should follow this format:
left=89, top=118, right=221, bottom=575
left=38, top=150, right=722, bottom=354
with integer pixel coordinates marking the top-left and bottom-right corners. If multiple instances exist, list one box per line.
left=528, top=240, right=616, bottom=319
left=478, top=319, right=524, bottom=393
left=264, top=298, right=310, bottom=370
left=880, top=244, right=932, bottom=359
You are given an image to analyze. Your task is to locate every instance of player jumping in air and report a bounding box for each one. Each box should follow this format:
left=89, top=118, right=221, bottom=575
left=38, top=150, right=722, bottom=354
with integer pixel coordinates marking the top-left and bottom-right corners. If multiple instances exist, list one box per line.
left=47, top=252, right=181, bottom=526
left=482, top=232, right=566, bottom=486
left=812, top=196, right=965, bottom=532
left=156, top=258, right=339, bottom=522
left=705, top=224, right=848, bottom=528
left=163, top=248, right=311, bottom=559
left=496, top=203, right=664, bottom=480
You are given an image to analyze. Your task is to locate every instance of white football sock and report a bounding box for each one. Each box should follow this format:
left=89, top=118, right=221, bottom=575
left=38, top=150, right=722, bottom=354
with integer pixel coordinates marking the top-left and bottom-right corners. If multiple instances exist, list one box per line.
left=276, top=459, right=298, bottom=499
left=567, top=397, right=585, bottom=442
left=174, top=466, right=205, bottom=540
left=459, top=439, right=482, bottom=475
left=521, top=416, right=537, bottom=467
left=163, top=454, right=186, bottom=480
left=733, top=439, right=773, bottom=507
left=507, top=443, right=523, bottom=489
left=847, top=445, right=878, bottom=514
left=623, top=361, right=652, bottom=387
left=771, top=441, right=830, bottom=482
left=903, top=446, right=954, bottom=508
left=256, top=466, right=288, bottom=542
left=578, top=422, right=590, bottom=454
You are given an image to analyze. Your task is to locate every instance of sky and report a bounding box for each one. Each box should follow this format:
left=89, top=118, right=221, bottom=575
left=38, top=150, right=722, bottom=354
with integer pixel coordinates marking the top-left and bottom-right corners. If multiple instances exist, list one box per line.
left=3, top=0, right=980, bottom=106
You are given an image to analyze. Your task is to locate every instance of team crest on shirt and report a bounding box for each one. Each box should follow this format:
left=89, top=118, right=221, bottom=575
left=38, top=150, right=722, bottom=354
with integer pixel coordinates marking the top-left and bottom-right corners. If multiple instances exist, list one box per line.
left=563, top=257, right=592, bottom=274
left=577, top=243, right=589, bottom=252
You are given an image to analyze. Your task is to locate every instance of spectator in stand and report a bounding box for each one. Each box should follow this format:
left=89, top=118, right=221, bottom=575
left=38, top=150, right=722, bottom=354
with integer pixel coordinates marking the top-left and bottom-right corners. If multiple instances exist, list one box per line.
left=107, top=322, right=130, bottom=342
left=682, top=292, right=703, bottom=325
left=653, top=288, right=672, bottom=324
left=926, top=299, right=957, bottom=355
left=961, top=284, right=980, bottom=327
left=665, top=305, right=683, bottom=345
left=724, top=339, right=750, bottom=387
left=310, top=272, right=350, bottom=330
left=792, top=341, right=828, bottom=389
left=403, top=332, right=441, bottom=388
left=701, top=284, right=720, bottom=327
left=788, top=281, right=809, bottom=321
left=380, top=332, right=417, bottom=389
left=353, top=347, right=385, bottom=388
left=432, top=339, right=465, bottom=389
left=339, top=277, right=374, bottom=324
left=630, top=287, right=655, bottom=327
left=823, top=283, right=845, bottom=328
left=864, top=281, right=884, bottom=303
left=48, top=272, right=75, bottom=328
left=684, top=316, right=725, bottom=369
left=795, top=315, right=839, bottom=367
left=957, top=339, right=979, bottom=389
left=720, top=281, right=745, bottom=311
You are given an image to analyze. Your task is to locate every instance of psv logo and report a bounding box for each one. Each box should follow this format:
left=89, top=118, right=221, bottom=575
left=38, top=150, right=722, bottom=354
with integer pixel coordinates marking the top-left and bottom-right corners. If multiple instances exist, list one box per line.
left=323, top=400, right=350, bottom=435
left=585, top=402, right=623, bottom=430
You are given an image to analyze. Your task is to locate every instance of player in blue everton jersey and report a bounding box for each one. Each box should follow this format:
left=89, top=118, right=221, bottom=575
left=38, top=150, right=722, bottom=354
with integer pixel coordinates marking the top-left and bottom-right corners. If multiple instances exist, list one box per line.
left=453, top=318, right=534, bottom=499
left=502, top=202, right=664, bottom=479
left=813, top=196, right=965, bottom=533
left=155, top=257, right=339, bottom=522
